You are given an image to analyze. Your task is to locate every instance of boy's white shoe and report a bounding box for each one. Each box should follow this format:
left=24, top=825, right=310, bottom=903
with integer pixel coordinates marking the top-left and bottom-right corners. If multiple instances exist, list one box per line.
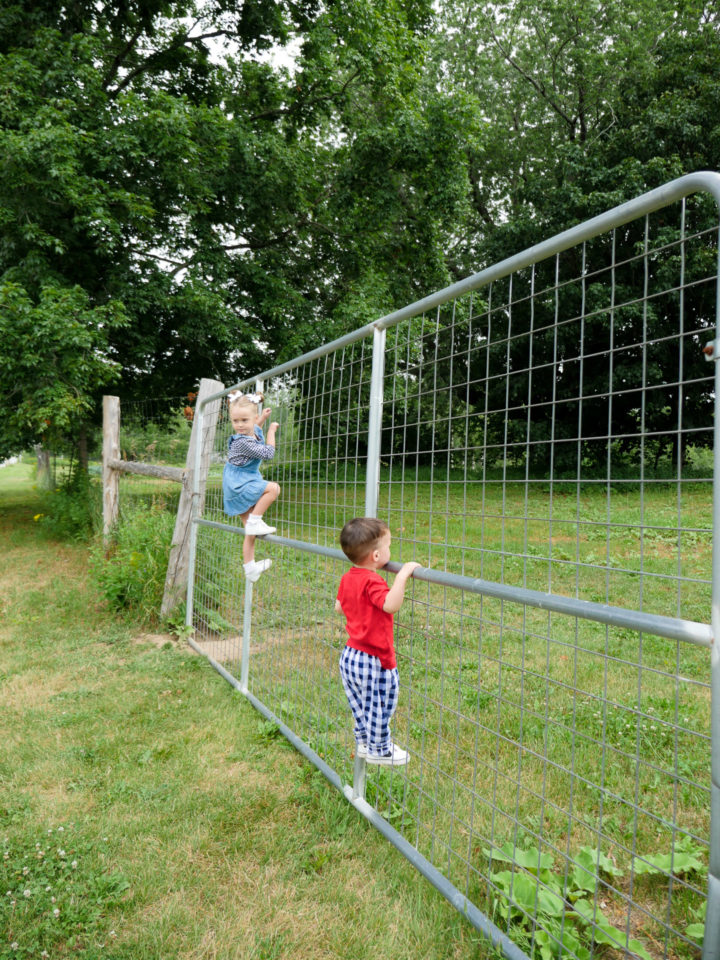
left=366, top=743, right=410, bottom=766
left=244, top=517, right=276, bottom=536
left=244, top=559, right=272, bottom=582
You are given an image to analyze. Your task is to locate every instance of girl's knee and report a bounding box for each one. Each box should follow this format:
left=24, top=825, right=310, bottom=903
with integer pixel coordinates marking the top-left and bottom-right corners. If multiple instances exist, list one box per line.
left=270, top=482, right=281, bottom=499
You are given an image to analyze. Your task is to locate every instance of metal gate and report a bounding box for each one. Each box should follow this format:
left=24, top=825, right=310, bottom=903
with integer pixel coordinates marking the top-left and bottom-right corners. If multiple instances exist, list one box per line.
left=186, top=172, right=720, bottom=960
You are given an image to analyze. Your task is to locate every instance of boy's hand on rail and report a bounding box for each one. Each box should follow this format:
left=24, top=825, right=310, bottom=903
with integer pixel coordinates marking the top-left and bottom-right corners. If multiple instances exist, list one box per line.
left=383, top=562, right=421, bottom=613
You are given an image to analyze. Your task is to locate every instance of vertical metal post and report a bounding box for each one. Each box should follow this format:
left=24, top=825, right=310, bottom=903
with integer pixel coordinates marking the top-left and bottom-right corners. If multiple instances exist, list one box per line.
left=239, top=379, right=265, bottom=692
left=365, top=325, right=386, bottom=518
left=240, top=580, right=253, bottom=692
left=350, top=325, right=387, bottom=801
left=704, top=326, right=720, bottom=960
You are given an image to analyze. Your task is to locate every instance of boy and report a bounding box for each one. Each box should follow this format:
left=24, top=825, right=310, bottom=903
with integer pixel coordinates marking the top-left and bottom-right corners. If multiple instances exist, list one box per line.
left=335, top=517, right=420, bottom=765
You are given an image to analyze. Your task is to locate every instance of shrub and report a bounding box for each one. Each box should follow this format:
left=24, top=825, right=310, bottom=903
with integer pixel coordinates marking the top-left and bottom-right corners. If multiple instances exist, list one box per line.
left=92, top=502, right=174, bottom=624
left=39, top=468, right=99, bottom=541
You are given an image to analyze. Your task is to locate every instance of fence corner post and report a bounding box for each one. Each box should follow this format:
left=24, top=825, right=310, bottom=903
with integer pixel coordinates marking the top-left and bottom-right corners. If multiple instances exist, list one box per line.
left=102, top=396, right=120, bottom=546
left=160, top=378, right=225, bottom=620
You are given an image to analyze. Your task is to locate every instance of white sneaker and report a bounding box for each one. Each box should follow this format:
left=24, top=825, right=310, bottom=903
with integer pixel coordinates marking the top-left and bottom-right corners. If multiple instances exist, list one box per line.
left=244, top=559, right=272, bottom=582
left=366, top=743, right=410, bottom=766
left=244, top=517, right=276, bottom=536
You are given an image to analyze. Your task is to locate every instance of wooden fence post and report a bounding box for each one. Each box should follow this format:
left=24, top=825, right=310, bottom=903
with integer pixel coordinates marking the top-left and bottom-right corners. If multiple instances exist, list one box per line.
left=102, top=395, right=120, bottom=543
left=161, top=378, right=225, bottom=619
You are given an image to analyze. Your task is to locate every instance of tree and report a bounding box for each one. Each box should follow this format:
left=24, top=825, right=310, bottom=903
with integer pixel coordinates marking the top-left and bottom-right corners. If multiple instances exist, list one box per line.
left=418, top=0, right=720, bottom=472
left=1, top=0, right=474, bottom=456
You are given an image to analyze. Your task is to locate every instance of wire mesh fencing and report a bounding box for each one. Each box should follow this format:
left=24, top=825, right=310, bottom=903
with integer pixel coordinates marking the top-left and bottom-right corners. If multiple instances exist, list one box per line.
left=112, top=393, right=197, bottom=520
left=188, top=173, right=720, bottom=960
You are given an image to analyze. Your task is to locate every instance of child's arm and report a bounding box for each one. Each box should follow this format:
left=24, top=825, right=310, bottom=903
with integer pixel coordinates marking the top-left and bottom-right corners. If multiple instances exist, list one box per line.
left=335, top=599, right=343, bottom=614
left=265, top=422, right=279, bottom=447
left=383, top=561, right=421, bottom=614
left=256, top=408, right=279, bottom=447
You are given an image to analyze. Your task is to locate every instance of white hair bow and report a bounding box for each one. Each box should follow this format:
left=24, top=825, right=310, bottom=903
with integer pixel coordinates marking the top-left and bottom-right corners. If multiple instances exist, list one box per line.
left=227, top=391, right=262, bottom=404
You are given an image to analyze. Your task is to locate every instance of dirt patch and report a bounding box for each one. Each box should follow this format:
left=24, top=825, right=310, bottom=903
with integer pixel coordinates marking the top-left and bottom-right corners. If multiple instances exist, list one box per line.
left=132, top=632, right=179, bottom=650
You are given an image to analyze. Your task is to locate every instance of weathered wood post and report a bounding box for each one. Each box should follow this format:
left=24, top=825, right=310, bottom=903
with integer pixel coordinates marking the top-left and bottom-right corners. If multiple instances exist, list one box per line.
left=102, top=395, right=120, bottom=544
left=161, top=378, right=225, bottom=618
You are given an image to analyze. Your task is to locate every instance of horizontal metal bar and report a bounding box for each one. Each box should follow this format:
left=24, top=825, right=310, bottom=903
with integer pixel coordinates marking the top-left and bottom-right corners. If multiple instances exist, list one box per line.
left=200, top=171, right=720, bottom=411
left=186, top=634, right=528, bottom=960
left=108, top=458, right=186, bottom=483
left=194, top=519, right=713, bottom=648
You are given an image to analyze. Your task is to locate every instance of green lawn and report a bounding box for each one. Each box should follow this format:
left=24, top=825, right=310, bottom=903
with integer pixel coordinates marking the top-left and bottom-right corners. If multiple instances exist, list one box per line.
left=0, top=462, right=495, bottom=960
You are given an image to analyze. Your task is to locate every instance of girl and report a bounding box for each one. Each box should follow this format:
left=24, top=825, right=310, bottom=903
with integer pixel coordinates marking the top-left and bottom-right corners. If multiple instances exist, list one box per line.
left=223, top=391, right=281, bottom=582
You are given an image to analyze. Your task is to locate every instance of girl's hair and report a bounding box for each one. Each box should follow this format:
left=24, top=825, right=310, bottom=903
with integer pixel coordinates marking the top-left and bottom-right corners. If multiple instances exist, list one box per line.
left=228, top=391, right=264, bottom=410
left=339, top=517, right=389, bottom=564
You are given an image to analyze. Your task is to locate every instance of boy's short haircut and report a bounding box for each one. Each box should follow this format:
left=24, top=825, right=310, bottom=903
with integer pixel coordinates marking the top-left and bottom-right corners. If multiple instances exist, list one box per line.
left=340, top=517, right=389, bottom=565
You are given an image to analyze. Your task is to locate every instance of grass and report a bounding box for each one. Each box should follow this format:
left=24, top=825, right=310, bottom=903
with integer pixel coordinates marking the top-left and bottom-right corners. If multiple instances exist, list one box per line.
left=0, top=462, right=498, bottom=960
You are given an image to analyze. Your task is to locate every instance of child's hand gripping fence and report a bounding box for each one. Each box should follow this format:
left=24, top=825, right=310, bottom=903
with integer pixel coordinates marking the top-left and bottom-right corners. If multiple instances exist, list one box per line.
left=187, top=172, right=720, bottom=960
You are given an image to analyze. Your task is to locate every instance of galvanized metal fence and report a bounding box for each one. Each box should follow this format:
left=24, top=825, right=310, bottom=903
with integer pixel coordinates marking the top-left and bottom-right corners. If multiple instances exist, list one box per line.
left=186, top=172, right=720, bottom=960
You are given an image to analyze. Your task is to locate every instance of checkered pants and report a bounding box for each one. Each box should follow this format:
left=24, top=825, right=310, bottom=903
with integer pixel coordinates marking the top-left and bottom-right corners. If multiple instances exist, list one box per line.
left=339, top=646, right=399, bottom=756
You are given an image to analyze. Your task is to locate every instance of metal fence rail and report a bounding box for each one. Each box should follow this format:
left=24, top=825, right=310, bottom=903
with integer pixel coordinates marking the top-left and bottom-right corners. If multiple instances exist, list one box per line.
left=187, top=172, right=720, bottom=960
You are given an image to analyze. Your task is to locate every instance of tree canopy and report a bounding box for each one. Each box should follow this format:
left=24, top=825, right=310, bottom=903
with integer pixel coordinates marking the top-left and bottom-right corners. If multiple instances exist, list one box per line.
left=1, top=0, right=472, bottom=457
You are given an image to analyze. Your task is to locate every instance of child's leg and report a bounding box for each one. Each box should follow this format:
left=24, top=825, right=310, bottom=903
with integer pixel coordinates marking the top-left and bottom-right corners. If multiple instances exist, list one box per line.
left=249, top=482, right=280, bottom=519
left=366, top=666, right=400, bottom=757
left=239, top=509, right=256, bottom=563
left=339, top=647, right=372, bottom=747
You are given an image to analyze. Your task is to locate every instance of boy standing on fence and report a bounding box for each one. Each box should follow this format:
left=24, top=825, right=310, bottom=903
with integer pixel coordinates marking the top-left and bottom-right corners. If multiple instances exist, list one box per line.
left=335, top=518, right=420, bottom=766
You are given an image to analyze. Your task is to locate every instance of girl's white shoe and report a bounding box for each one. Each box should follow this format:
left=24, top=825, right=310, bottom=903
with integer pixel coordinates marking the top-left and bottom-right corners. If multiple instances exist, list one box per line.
left=244, top=559, right=272, bottom=582
left=244, top=517, right=276, bottom=536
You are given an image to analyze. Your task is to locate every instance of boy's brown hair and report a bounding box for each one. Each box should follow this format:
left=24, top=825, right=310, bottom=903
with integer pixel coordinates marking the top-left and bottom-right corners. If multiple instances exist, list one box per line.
left=339, top=517, right=389, bottom=565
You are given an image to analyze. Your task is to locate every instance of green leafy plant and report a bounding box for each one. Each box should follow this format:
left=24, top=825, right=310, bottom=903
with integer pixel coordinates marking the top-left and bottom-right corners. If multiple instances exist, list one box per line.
left=39, top=468, right=98, bottom=541
left=91, top=502, right=174, bottom=623
left=632, top=835, right=704, bottom=877
left=484, top=842, right=653, bottom=960
left=686, top=901, right=706, bottom=943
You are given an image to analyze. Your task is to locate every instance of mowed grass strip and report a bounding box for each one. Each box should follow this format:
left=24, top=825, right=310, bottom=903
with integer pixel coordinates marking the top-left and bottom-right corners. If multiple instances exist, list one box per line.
left=0, top=463, right=497, bottom=960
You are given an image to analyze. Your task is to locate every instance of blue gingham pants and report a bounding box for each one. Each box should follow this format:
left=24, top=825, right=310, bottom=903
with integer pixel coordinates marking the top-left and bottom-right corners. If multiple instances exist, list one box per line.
left=339, top=646, right=399, bottom=756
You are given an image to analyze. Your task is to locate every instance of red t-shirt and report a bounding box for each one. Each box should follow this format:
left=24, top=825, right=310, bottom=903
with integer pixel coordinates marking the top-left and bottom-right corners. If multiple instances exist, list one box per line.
left=336, top=567, right=395, bottom=669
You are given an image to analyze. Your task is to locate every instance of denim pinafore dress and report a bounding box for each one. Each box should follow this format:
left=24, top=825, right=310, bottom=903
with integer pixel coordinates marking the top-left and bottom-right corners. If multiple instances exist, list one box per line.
left=222, top=426, right=271, bottom=516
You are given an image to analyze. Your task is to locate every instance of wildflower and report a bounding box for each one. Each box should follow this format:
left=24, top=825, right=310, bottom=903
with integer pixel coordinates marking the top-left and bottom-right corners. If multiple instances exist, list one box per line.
left=45, top=885, right=51, bottom=891
left=23, top=888, right=31, bottom=897
left=22, top=866, right=29, bottom=875
left=58, top=849, right=65, bottom=857
left=42, top=952, right=50, bottom=958
left=11, top=943, right=18, bottom=951
left=71, top=860, right=77, bottom=869
left=57, top=827, right=64, bottom=833
left=53, top=907, right=60, bottom=917
left=109, top=930, right=117, bottom=938
left=51, top=896, right=56, bottom=903
left=33, top=513, right=44, bottom=521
